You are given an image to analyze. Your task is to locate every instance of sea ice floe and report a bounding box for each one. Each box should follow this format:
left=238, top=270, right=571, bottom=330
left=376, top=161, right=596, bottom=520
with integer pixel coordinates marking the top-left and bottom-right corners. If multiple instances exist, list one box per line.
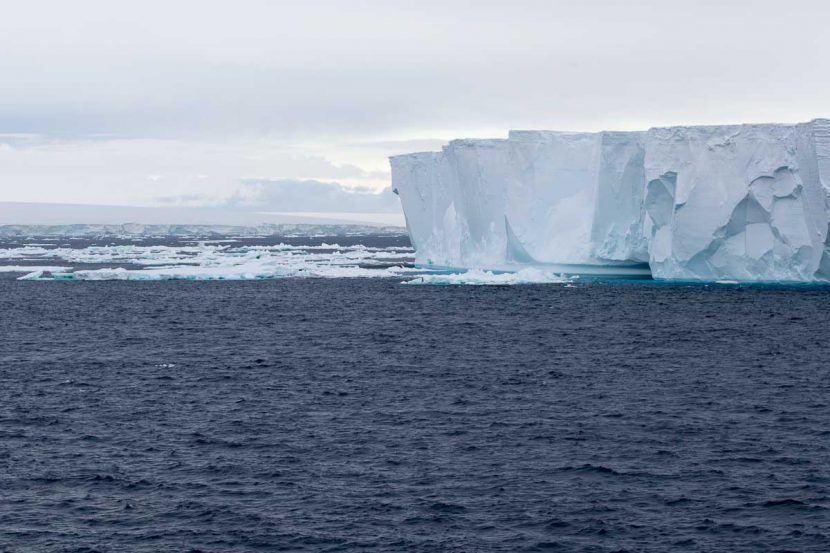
left=0, top=240, right=583, bottom=285
left=0, top=242, right=419, bottom=281
left=0, top=265, right=73, bottom=273
left=69, top=263, right=414, bottom=281
left=17, top=270, right=44, bottom=281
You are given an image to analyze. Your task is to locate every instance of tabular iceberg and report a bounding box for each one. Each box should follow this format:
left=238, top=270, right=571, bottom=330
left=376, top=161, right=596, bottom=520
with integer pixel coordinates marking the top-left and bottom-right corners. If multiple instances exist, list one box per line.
left=390, top=119, right=830, bottom=282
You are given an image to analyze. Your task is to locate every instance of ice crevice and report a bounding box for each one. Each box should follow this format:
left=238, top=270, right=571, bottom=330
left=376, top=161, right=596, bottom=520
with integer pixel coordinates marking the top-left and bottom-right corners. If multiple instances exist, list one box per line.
left=391, top=119, right=830, bottom=282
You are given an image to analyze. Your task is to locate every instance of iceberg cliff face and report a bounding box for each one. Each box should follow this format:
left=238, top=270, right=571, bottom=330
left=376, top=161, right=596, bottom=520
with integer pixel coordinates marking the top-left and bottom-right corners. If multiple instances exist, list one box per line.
left=391, top=119, right=830, bottom=282
left=643, top=121, right=830, bottom=281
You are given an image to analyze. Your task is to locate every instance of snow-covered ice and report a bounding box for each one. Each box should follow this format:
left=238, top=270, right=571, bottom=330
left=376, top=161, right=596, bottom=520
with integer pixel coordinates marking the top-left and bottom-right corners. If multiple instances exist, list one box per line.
left=391, top=119, right=830, bottom=282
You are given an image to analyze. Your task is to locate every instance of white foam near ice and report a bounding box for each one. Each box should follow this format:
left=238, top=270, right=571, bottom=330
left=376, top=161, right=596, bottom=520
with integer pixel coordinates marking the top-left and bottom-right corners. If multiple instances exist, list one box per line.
left=402, top=268, right=571, bottom=286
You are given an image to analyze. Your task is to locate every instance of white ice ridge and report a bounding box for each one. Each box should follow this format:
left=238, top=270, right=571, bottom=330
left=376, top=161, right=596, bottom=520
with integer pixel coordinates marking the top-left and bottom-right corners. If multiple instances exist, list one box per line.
left=390, top=119, right=830, bottom=282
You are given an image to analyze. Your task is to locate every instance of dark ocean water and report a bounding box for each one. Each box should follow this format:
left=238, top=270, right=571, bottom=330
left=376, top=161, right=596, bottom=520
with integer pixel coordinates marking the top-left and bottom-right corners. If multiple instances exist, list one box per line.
left=1, top=243, right=830, bottom=551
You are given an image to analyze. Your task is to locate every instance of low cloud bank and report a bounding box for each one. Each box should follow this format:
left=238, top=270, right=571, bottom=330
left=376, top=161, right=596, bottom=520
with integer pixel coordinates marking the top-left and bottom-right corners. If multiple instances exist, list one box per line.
left=228, top=179, right=401, bottom=213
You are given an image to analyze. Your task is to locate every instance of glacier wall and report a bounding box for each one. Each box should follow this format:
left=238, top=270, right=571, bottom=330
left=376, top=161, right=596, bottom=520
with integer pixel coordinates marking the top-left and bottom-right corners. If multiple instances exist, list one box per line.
left=390, top=119, right=830, bottom=282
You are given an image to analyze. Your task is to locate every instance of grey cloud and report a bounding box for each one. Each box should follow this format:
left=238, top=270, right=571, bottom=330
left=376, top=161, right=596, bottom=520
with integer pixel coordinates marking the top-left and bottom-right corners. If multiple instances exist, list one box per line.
left=154, top=193, right=214, bottom=206
left=0, top=1, right=827, bottom=139
left=228, top=179, right=401, bottom=213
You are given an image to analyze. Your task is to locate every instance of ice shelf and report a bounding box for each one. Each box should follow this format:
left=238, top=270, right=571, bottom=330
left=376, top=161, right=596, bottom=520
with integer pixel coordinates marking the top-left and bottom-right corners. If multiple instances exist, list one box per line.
left=390, top=119, right=830, bottom=282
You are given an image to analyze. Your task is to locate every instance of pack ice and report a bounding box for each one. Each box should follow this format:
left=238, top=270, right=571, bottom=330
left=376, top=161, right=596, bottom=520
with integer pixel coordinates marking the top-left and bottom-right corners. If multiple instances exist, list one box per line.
left=390, top=119, right=830, bottom=282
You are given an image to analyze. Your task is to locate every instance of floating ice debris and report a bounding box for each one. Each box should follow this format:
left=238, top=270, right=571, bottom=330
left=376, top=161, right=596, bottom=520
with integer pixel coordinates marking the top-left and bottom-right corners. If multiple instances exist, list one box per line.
left=0, top=242, right=419, bottom=281
left=402, top=268, right=571, bottom=286
left=17, top=270, right=44, bottom=281
left=1, top=240, right=574, bottom=284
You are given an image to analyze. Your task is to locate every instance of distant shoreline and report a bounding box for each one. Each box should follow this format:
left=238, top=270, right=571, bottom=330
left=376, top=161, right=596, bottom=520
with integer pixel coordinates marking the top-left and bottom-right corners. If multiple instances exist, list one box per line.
left=0, top=201, right=404, bottom=227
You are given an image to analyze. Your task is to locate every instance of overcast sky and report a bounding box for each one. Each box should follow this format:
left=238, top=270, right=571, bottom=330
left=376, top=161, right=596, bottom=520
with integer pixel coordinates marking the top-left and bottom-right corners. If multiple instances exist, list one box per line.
left=1, top=0, right=829, bottom=211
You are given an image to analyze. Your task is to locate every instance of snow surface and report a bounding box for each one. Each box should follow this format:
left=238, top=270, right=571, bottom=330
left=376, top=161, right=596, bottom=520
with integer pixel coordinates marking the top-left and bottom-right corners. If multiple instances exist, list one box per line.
left=391, top=119, right=830, bottom=282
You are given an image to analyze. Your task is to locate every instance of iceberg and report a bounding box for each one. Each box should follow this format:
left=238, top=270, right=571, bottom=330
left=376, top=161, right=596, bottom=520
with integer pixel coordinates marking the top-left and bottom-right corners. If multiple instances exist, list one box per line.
left=391, top=119, right=830, bottom=282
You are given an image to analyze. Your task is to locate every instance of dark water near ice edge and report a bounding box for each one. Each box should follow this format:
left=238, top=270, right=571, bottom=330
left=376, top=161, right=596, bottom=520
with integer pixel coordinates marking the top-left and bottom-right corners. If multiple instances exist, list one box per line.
left=2, top=239, right=830, bottom=552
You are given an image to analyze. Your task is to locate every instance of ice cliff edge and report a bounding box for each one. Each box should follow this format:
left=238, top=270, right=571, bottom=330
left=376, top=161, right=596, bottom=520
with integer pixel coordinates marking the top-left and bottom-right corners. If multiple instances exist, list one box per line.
left=390, top=120, right=830, bottom=282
